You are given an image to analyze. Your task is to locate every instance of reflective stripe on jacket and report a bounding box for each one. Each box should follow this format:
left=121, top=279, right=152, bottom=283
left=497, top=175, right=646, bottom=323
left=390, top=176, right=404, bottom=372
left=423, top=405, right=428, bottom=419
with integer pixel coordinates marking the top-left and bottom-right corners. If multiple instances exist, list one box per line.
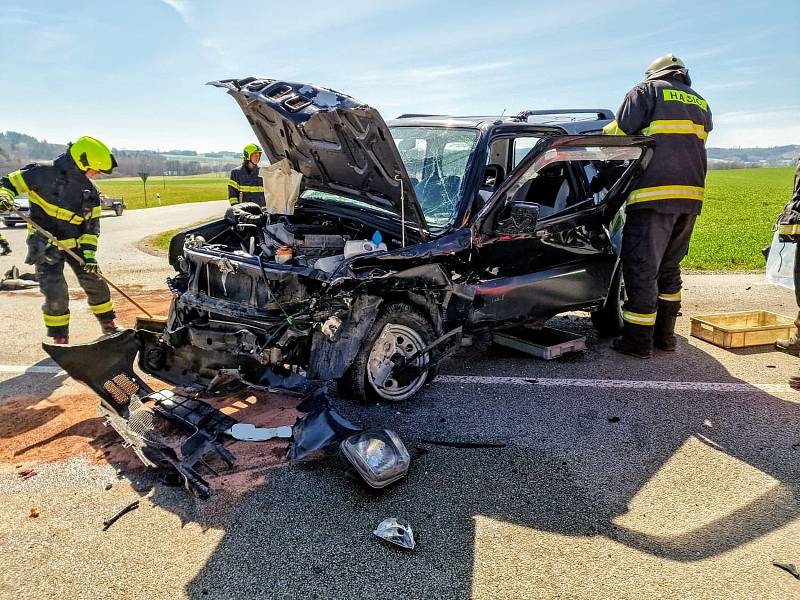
left=0, top=154, right=102, bottom=253
left=228, top=162, right=264, bottom=206
left=604, top=71, right=712, bottom=215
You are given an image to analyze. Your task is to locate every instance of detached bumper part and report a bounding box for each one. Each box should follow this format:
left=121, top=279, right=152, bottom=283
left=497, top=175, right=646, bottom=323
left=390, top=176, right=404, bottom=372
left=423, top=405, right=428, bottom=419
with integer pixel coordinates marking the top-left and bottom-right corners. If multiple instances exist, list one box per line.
left=43, top=331, right=238, bottom=498
left=340, top=429, right=410, bottom=489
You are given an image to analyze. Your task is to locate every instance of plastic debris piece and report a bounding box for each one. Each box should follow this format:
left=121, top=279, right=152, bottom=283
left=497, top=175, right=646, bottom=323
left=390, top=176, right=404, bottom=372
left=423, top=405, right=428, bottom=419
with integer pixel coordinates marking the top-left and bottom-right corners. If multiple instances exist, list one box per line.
left=373, top=518, right=415, bottom=550
left=773, top=561, right=800, bottom=580
left=227, top=423, right=293, bottom=442
left=18, top=469, right=36, bottom=480
left=340, top=429, right=411, bottom=489
left=103, top=500, right=139, bottom=531
left=28, top=507, right=39, bottom=519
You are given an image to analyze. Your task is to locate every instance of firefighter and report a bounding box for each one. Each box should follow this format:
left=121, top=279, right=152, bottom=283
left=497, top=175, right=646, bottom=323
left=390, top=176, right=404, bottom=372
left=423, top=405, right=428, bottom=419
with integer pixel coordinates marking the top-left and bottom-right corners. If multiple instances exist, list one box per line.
left=604, top=54, right=712, bottom=358
left=0, top=233, right=10, bottom=255
left=0, top=136, right=120, bottom=344
left=228, top=143, right=264, bottom=207
left=776, top=157, right=800, bottom=366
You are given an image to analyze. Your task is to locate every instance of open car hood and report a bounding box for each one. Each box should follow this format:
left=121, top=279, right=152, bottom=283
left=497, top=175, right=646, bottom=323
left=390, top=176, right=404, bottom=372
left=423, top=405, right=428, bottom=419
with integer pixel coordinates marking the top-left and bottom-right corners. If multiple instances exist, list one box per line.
left=210, top=78, right=428, bottom=237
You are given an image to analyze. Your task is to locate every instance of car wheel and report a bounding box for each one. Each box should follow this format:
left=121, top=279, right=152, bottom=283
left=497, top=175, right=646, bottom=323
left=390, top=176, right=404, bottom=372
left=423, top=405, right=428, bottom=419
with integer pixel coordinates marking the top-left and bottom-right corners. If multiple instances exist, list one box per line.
left=340, top=303, right=435, bottom=403
left=591, top=267, right=624, bottom=336
left=4, top=220, right=16, bottom=227
left=114, top=205, right=124, bottom=217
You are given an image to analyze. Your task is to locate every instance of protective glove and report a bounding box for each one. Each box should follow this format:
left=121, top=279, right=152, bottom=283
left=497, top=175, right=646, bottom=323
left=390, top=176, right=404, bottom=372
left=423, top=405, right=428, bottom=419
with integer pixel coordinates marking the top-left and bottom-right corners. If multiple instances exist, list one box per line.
left=82, top=250, right=100, bottom=273
left=0, top=194, right=16, bottom=211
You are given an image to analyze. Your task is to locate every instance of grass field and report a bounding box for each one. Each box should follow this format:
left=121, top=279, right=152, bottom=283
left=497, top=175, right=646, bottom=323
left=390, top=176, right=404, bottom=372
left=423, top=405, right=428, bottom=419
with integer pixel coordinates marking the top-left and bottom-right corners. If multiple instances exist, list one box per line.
left=686, top=167, right=794, bottom=270
left=95, top=173, right=228, bottom=210
left=136, top=168, right=795, bottom=269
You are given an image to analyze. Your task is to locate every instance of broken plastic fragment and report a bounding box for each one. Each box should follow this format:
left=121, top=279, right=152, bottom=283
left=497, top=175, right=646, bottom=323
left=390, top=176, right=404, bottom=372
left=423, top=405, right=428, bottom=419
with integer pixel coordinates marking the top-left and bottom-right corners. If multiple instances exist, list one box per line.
left=226, top=423, right=293, bottom=442
left=340, top=429, right=410, bottom=489
left=287, top=388, right=363, bottom=461
left=373, top=518, right=415, bottom=550
left=28, top=507, right=39, bottom=519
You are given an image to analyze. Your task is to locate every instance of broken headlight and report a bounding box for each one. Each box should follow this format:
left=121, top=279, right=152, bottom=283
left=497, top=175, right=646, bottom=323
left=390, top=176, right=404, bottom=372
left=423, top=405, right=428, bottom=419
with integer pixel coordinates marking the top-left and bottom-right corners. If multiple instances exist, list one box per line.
left=340, top=429, right=410, bottom=489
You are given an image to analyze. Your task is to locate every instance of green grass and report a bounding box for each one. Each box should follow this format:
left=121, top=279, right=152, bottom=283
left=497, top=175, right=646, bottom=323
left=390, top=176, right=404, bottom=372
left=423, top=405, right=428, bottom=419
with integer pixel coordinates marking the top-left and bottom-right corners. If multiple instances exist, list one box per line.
left=684, top=167, right=794, bottom=270
left=95, top=173, right=228, bottom=210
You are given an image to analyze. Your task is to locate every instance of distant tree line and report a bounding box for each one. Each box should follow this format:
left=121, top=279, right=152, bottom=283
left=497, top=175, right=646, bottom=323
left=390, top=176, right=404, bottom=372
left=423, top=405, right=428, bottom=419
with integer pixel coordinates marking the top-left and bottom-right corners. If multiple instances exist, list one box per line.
left=0, top=131, right=239, bottom=177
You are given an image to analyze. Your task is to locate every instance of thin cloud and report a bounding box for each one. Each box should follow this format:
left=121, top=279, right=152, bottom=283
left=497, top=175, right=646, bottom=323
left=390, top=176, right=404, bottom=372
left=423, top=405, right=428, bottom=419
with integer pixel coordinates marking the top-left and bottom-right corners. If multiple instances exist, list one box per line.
left=159, top=0, right=190, bottom=20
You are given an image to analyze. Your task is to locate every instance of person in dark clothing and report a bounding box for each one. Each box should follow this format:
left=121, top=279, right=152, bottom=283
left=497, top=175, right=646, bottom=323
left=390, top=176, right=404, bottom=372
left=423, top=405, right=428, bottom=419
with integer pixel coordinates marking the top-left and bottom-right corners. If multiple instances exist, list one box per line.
left=228, top=143, right=264, bottom=207
left=776, top=158, right=800, bottom=377
left=0, top=233, right=10, bottom=255
left=0, top=136, right=120, bottom=344
left=604, top=54, right=713, bottom=358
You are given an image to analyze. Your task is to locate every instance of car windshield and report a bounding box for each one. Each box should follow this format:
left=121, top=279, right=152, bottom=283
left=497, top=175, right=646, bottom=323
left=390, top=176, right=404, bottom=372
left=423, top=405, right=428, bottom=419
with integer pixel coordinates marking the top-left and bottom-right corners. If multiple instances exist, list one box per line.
left=390, top=126, right=479, bottom=229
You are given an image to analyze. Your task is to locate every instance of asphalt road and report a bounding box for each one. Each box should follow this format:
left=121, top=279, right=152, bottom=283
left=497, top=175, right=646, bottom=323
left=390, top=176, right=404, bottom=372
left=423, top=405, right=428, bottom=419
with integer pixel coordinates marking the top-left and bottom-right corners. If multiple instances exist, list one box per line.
left=1, top=206, right=799, bottom=599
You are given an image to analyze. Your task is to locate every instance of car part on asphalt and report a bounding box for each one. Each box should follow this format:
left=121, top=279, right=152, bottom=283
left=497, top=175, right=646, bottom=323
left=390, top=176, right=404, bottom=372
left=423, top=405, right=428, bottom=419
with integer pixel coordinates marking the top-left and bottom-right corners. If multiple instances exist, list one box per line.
left=102, top=500, right=139, bottom=531
left=373, top=518, right=416, bottom=550
left=226, top=423, right=293, bottom=441
left=772, top=561, right=800, bottom=580
left=286, top=388, right=363, bottom=461
left=339, top=429, right=411, bottom=489
left=43, top=330, right=238, bottom=498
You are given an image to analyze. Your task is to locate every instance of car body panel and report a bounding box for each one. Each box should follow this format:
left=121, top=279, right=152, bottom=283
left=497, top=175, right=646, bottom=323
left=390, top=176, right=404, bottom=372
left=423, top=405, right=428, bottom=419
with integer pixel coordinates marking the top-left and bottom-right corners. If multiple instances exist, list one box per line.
left=210, top=78, right=428, bottom=239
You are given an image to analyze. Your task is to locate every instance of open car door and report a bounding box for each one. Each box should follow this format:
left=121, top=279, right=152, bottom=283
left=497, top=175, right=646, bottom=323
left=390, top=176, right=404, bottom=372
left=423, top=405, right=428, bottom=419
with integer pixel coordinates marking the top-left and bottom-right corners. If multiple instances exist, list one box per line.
left=467, top=134, right=653, bottom=329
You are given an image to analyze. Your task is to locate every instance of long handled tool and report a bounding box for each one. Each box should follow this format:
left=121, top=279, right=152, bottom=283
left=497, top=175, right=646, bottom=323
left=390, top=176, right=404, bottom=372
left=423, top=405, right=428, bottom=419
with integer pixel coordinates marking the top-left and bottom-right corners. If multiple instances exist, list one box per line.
left=10, top=207, right=153, bottom=318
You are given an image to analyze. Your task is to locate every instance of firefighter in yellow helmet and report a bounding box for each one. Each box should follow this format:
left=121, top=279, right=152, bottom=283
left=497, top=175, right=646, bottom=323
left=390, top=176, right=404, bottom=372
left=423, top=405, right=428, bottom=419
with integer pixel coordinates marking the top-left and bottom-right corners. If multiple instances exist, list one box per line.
left=604, top=54, right=712, bottom=358
left=0, top=136, right=120, bottom=344
left=227, top=143, right=264, bottom=206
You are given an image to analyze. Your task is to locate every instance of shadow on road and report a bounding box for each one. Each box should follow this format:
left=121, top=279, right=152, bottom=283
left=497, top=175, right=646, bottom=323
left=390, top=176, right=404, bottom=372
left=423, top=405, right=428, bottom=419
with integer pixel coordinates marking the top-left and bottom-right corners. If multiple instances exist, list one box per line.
left=38, top=319, right=799, bottom=597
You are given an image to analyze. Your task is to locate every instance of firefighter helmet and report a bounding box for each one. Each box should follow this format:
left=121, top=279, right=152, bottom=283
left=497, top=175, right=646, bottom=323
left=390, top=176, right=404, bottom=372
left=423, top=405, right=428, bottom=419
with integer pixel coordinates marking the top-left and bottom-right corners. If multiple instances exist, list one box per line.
left=69, top=136, right=117, bottom=174
left=645, top=54, right=686, bottom=79
left=243, top=143, right=262, bottom=162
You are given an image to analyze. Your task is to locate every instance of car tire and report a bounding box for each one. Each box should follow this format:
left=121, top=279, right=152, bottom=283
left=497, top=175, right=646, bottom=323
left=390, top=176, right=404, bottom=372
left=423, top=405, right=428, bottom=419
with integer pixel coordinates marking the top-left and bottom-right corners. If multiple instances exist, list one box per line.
left=339, top=303, right=436, bottom=404
left=4, top=220, right=16, bottom=227
left=114, top=205, right=124, bottom=217
left=591, top=267, right=624, bottom=336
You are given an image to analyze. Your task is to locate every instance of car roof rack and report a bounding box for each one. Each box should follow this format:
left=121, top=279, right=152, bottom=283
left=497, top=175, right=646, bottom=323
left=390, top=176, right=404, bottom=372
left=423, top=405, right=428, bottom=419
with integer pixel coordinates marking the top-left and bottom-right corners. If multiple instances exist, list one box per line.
left=513, top=109, right=615, bottom=121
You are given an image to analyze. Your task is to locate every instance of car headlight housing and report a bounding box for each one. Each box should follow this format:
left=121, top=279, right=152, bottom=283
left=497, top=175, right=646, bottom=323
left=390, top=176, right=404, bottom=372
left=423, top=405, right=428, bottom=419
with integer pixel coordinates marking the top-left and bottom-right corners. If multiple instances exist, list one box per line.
left=340, top=429, right=410, bottom=489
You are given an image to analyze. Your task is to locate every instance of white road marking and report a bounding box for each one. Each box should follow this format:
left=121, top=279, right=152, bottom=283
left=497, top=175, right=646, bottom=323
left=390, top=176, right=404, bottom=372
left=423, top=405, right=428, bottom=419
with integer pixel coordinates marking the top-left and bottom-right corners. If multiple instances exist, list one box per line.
left=0, top=365, right=64, bottom=375
left=435, top=375, right=793, bottom=394
left=0, top=365, right=793, bottom=394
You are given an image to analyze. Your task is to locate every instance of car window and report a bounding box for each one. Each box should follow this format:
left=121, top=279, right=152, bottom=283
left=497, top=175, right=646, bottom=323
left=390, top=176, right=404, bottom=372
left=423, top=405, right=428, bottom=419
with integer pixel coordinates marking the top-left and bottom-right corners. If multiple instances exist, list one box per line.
left=504, top=145, right=643, bottom=218
left=512, top=137, right=541, bottom=169
left=390, top=126, right=479, bottom=229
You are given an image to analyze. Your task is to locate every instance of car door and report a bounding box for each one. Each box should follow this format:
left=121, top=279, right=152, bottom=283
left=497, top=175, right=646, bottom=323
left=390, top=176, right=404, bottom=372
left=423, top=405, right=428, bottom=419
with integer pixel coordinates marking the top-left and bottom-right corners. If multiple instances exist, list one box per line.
left=466, top=135, right=652, bottom=329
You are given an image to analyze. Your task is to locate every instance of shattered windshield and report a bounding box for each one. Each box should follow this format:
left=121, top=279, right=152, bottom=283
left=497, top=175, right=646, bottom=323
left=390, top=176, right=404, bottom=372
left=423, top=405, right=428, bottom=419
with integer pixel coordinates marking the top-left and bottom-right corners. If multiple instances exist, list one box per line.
left=390, top=126, right=479, bottom=229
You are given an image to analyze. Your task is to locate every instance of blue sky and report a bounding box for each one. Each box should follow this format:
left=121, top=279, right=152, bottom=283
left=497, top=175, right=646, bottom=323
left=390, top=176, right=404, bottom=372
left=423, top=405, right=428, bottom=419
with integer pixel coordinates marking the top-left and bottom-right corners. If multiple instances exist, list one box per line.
left=2, top=0, right=798, bottom=151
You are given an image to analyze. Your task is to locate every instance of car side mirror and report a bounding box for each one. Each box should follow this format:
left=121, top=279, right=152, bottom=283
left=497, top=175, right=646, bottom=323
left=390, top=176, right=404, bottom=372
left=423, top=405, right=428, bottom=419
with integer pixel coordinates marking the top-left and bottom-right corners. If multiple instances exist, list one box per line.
left=482, top=164, right=504, bottom=190
left=495, top=201, right=539, bottom=235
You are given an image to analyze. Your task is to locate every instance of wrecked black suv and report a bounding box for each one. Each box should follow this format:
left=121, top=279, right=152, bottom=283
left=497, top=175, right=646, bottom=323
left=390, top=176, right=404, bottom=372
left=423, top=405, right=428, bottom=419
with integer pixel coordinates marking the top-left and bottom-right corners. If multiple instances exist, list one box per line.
left=143, top=78, right=652, bottom=402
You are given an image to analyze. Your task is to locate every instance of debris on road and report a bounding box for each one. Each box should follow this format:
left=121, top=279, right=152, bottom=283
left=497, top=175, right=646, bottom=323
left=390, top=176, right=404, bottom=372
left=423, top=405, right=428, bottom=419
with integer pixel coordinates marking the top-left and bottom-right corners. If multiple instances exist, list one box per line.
left=0, top=265, right=39, bottom=291
left=340, top=429, right=410, bottom=489
left=773, top=561, right=800, bottom=580
left=17, top=468, right=37, bottom=480
left=226, top=423, right=292, bottom=442
left=373, top=518, right=416, bottom=550
left=28, top=507, right=39, bottom=519
left=287, top=388, right=362, bottom=461
left=102, top=500, right=140, bottom=531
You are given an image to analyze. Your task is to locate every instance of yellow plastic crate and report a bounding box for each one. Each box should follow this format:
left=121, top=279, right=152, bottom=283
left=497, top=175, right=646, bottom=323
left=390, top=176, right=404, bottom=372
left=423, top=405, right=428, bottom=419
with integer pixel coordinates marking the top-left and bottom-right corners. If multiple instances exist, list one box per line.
left=690, top=310, right=794, bottom=349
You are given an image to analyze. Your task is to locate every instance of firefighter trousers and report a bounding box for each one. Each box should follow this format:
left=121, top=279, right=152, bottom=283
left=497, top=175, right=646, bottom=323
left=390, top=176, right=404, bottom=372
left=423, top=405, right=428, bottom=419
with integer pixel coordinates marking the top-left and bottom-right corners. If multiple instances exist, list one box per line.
left=36, top=251, right=115, bottom=337
left=620, top=210, right=697, bottom=346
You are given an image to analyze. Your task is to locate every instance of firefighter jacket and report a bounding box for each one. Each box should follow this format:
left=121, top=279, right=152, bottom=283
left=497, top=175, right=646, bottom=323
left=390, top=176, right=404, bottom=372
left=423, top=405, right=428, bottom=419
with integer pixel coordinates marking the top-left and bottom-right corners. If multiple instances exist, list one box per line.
left=778, top=158, right=800, bottom=242
left=604, top=69, right=712, bottom=215
left=0, top=154, right=102, bottom=260
left=228, top=162, right=264, bottom=206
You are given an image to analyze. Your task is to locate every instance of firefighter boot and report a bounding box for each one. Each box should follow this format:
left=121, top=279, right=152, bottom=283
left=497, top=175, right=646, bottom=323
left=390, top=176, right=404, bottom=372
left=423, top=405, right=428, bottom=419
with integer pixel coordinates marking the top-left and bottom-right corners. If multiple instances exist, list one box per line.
left=790, top=370, right=800, bottom=391
left=775, top=311, right=800, bottom=354
left=51, top=336, right=69, bottom=345
left=100, top=319, right=121, bottom=335
left=654, top=302, right=680, bottom=352
left=612, top=322, right=653, bottom=359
